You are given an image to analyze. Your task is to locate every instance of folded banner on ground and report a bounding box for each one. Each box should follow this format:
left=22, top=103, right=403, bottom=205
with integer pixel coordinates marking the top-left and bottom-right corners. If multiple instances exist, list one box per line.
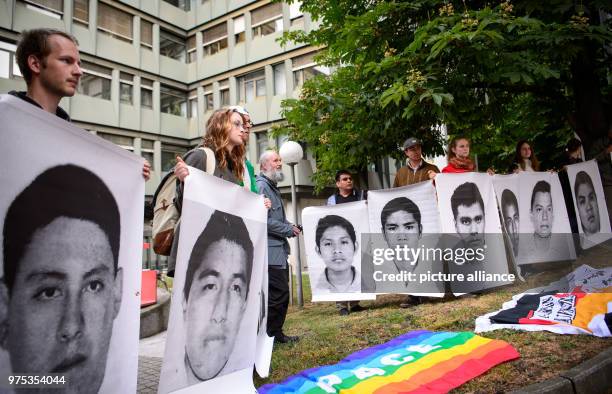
left=259, top=330, right=519, bottom=393
left=475, top=265, right=612, bottom=337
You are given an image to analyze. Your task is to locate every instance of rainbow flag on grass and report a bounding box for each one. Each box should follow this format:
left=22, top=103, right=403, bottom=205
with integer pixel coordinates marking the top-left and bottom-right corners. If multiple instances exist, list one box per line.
left=259, top=330, right=519, bottom=394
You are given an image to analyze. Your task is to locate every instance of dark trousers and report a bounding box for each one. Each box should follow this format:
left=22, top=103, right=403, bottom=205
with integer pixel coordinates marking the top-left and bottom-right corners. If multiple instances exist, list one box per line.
left=267, top=266, right=289, bottom=338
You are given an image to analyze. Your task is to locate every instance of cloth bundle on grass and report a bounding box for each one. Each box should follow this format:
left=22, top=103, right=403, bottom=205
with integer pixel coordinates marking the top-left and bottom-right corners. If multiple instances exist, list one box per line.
left=259, top=330, right=519, bottom=394
left=476, top=265, right=612, bottom=337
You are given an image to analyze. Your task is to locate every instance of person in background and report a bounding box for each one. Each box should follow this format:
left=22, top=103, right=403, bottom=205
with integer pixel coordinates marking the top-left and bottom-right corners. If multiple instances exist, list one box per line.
left=393, top=137, right=439, bottom=187
left=442, top=137, right=476, bottom=174
left=9, top=28, right=150, bottom=180
left=256, top=151, right=301, bottom=344
left=229, top=105, right=258, bottom=193
left=326, top=170, right=366, bottom=315
left=510, top=140, right=540, bottom=173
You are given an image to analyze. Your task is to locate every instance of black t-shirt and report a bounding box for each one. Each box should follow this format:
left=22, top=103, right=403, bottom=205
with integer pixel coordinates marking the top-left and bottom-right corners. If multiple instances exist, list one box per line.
left=335, top=192, right=360, bottom=204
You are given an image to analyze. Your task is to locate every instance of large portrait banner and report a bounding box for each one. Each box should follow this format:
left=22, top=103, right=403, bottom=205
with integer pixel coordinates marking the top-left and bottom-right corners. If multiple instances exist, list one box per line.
left=302, top=201, right=376, bottom=302
left=0, top=95, right=145, bottom=393
left=565, top=160, right=612, bottom=249
left=436, top=173, right=513, bottom=293
left=158, top=168, right=267, bottom=393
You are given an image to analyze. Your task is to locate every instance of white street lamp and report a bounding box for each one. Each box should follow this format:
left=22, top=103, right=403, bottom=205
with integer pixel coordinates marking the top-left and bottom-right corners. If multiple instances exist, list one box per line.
left=279, top=141, right=304, bottom=308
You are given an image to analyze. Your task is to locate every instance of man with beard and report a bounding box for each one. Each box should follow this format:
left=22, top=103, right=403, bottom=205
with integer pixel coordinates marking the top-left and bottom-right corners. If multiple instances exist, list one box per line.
left=256, top=151, right=301, bottom=344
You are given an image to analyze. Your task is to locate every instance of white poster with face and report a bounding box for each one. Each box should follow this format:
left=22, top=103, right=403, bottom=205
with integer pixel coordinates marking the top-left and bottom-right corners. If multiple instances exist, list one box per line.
left=0, top=95, right=144, bottom=393
left=515, top=172, right=576, bottom=264
left=566, top=160, right=612, bottom=249
left=158, top=168, right=266, bottom=393
left=302, top=201, right=376, bottom=302
left=492, top=174, right=521, bottom=258
left=436, top=173, right=511, bottom=293
left=366, top=181, right=444, bottom=296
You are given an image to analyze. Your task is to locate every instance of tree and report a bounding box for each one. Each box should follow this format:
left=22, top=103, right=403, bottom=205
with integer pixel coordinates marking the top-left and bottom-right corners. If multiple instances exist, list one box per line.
left=277, top=0, right=611, bottom=190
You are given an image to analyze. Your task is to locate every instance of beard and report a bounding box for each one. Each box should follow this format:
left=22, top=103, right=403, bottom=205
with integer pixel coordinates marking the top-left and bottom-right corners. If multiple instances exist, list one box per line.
left=265, top=169, right=284, bottom=182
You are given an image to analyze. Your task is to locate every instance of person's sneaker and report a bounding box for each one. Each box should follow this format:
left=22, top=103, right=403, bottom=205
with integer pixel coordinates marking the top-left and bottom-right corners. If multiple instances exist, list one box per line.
left=275, top=333, right=299, bottom=343
left=350, top=304, right=365, bottom=313
left=339, top=308, right=350, bottom=316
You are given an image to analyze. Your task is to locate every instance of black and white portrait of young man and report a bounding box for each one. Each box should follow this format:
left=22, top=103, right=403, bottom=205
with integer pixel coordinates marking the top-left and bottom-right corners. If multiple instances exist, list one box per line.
left=566, top=160, right=612, bottom=249
left=0, top=95, right=145, bottom=393
left=158, top=169, right=267, bottom=394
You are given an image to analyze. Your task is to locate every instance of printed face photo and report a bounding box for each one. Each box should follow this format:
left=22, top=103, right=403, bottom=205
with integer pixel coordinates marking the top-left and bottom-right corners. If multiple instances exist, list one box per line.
left=1, top=164, right=122, bottom=394
left=531, top=190, right=553, bottom=238
left=181, top=210, right=253, bottom=383
left=501, top=189, right=520, bottom=252
left=316, top=226, right=356, bottom=273
left=6, top=218, right=121, bottom=393
left=183, top=239, right=248, bottom=381
left=454, top=203, right=485, bottom=248
left=382, top=210, right=421, bottom=250
left=575, top=173, right=600, bottom=235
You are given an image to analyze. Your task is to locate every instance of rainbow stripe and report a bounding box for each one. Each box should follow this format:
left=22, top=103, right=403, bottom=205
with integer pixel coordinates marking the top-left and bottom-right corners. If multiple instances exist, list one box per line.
left=259, top=331, right=519, bottom=394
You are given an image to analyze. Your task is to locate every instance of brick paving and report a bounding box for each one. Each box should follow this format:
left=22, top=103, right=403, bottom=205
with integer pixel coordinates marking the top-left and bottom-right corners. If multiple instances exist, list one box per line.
left=137, top=356, right=162, bottom=393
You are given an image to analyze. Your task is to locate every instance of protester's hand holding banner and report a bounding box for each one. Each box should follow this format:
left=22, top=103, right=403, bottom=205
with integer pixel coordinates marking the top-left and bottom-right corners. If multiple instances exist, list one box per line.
left=565, top=160, right=612, bottom=249
left=158, top=166, right=267, bottom=393
left=0, top=95, right=144, bottom=393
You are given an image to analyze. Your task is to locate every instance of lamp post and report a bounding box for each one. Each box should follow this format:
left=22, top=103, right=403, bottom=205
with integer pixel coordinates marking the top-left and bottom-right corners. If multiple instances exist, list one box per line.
left=279, top=141, right=304, bottom=308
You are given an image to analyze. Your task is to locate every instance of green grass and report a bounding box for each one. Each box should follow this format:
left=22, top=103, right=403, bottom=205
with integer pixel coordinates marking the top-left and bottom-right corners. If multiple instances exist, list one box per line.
left=255, top=244, right=612, bottom=392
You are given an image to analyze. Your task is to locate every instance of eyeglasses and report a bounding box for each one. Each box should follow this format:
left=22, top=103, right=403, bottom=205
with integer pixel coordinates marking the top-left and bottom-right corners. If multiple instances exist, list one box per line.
left=232, top=120, right=245, bottom=130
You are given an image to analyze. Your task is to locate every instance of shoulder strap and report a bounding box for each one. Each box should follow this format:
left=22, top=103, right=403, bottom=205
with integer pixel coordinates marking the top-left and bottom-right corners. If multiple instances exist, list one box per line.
left=198, top=147, right=216, bottom=175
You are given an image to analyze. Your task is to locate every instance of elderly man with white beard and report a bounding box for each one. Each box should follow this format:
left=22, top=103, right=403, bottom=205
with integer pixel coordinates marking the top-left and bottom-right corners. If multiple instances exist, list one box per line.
left=256, top=150, right=301, bottom=343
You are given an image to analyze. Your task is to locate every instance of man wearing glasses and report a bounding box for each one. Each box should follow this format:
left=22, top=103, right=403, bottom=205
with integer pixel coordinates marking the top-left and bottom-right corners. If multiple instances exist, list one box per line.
left=393, top=137, right=439, bottom=187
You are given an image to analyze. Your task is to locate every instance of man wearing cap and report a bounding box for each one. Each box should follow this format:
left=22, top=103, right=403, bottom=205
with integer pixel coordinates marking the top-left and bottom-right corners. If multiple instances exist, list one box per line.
left=393, top=137, right=439, bottom=187
left=229, top=105, right=258, bottom=193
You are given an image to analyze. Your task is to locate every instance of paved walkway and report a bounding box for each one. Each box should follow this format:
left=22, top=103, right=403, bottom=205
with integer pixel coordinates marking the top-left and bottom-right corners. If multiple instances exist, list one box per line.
left=137, top=330, right=166, bottom=393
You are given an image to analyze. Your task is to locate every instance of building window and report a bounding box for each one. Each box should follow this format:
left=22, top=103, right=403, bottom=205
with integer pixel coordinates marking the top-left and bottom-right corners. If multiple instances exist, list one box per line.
left=187, top=35, right=197, bottom=63
left=73, top=0, right=89, bottom=25
left=141, top=77, right=154, bottom=109
left=251, top=3, right=283, bottom=38
left=97, top=2, right=133, bottom=42
left=141, top=139, right=155, bottom=170
left=98, top=133, right=133, bottom=151
left=119, top=72, right=133, bottom=105
left=237, top=69, right=265, bottom=103
left=141, top=19, right=153, bottom=49
left=0, top=41, right=22, bottom=79
left=219, top=79, right=230, bottom=107
left=292, top=52, right=330, bottom=89
left=256, top=132, right=270, bottom=159
left=203, top=23, right=228, bottom=56
left=188, top=91, right=197, bottom=118
left=160, top=85, right=187, bottom=117
left=160, top=30, right=186, bottom=62
left=203, top=84, right=213, bottom=111
left=80, top=62, right=112, bottom=100
left=162, top=0, right=190, bottom=11
left=162, top=144, right=187, bottom=171
left=234, top=16, right=245, bottom=44
left=23, top=0, right=63, bottom=19
left=273, top=62, right=286, bottom=95
left=290, top=1, right=305, bottom=29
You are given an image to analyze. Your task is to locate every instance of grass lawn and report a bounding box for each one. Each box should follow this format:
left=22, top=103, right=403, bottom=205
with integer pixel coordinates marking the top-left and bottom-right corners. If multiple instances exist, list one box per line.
left=255, top=243, right=612, bottom=392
